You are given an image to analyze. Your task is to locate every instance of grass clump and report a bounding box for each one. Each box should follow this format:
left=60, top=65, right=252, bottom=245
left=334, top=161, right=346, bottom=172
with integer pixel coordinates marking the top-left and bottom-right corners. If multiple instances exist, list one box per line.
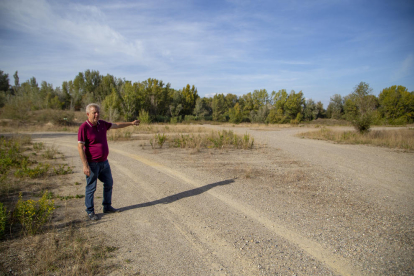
left=150, top=133, right=167, bottom=149
left=14, top=163, right=50, bottom=178
left=207, top=130, right=254, bottom=149
left=42, top=145, right=59, bottom=159
left=53, top=164, right=73, bottom=175
left=166, top=130, right=254, bottom=150
left=299, top=127, right=414, bottom=150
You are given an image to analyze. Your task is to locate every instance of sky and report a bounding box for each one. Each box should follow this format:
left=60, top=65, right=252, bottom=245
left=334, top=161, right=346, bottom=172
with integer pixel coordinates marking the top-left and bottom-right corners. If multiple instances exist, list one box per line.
left=0, top=0, right=413, bottom=106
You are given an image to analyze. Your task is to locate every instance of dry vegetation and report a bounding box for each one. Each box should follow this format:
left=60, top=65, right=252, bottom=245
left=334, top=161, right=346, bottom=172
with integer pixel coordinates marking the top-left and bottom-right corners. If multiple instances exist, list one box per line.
left=109, top=124, right=255, bottom=151
left=298, top=127, right=414, bottom=150
left=0, top=134, right=121, bottom=275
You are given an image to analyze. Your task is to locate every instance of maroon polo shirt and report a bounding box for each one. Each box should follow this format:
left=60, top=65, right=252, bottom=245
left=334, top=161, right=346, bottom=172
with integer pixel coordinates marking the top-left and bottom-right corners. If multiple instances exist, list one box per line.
left=78, top=119, right=112, bottom=163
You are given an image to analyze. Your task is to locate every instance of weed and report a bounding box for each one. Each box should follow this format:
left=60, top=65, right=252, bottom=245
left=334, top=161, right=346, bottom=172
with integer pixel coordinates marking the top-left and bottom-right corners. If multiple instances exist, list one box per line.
left=149, top=133, right=167, bottom=149
left=14, top=191, right=55, bottom=235
left=33, top=142, right=45, bottom=152
left=242, top=133, right=254, bottom=149
left=156, top=133, right=167, bottom=148
left=75, top=182, right=81, bottom=185
left=42, top=145, right=59, bottom=159
left=14, top=163, right=50, bottom=178
left=57, top=195, right=74, bottom=200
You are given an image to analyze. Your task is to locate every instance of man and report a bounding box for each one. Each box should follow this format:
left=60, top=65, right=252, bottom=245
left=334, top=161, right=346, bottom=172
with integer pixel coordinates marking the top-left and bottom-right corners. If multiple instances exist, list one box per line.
left=78, top=103, right=140, bottom=220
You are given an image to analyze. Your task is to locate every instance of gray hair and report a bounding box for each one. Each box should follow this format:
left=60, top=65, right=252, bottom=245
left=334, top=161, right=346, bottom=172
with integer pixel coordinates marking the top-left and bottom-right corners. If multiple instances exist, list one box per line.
left=86, top=103, right=100, bottom=113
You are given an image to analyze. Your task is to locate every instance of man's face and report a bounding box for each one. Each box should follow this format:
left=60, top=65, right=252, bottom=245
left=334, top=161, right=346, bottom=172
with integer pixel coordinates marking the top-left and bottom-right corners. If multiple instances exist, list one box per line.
left=87, top=107, right=100, bottom=125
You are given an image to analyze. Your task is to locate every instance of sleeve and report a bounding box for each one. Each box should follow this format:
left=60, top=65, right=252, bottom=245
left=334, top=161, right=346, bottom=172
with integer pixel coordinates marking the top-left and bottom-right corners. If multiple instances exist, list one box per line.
left=105, top=121, right=113, bottom=130
left=78, top=124, right=86, bottom=144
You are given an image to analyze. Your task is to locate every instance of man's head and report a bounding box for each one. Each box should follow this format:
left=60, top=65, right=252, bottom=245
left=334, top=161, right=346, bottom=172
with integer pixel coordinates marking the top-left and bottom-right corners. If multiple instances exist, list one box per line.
left=86, top=103, right=100, bottom=125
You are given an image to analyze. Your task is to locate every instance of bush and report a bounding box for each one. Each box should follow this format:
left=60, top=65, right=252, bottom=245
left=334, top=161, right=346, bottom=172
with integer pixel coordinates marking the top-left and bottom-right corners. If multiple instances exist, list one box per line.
left=352, top=113, right=373, bottom=133
left=153, top=115, right=170, bottom=123
left=138, top=109, right=151, bottom=124
left=184, top=115, right=198, bottom=122
left=149, top=133, right=167, bottom=149
left=15, top=191, right=55, bottom=235
left=170, top=116, right=181, bottom=124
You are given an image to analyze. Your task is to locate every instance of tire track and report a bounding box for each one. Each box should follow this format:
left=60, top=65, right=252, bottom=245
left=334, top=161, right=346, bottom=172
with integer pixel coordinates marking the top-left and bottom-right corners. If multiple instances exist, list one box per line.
left=55, top=140, right=362, bottom=275
left=108, top=147, right=363, bottom=276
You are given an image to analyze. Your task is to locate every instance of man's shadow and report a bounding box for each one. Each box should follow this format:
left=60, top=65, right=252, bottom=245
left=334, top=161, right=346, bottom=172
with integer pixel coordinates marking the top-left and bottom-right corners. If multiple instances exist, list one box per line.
left=118, top=179, right=234, bottom=212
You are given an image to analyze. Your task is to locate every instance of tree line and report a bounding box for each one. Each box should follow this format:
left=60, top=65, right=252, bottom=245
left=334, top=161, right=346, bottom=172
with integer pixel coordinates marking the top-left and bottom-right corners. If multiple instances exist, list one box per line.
left=0, top=69, right=413, bottom=127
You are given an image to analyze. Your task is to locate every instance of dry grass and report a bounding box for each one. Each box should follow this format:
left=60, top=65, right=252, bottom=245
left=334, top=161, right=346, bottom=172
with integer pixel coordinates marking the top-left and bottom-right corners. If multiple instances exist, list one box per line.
left=0, top=135, right=121, bottom=275
left=298, top=127, right=414, bottom=150
left=0, top=225, right=120, bottom=275
left=134, top=124, right=206, bottom=134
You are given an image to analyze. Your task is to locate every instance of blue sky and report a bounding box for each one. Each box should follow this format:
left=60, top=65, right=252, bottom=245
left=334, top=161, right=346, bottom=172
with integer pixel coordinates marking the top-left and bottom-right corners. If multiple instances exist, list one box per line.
left=0, top=0, right=413, bottom=106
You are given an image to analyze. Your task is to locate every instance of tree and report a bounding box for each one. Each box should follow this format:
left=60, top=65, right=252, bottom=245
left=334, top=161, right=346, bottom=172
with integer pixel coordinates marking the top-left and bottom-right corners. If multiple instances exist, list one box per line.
left=252, top=89, right=269, bottom=109
left=120, top=81, right=138, bottom=121
left=193, top=97, right=209, bottom=118
left=271, top=89, right=288, bottom=114
left=303, top=99, right=317, bottom=121
left=315, top=101, right=326, bottom=119
left=102, top=88, right=122, bottom=121
left=347, top=82, right=377, bottom=133
left=267, top=89, right=289, bottom=124
left=378, top=85, right=414, bottom=123
left=284, top=90, right=305, bottom=120
left=13, top=71, right=19, bottom=87
left=250, top=105, right=270, bottom=123
left=229, top=103, right=243, bottom=123
left=0, top=71, right=10, bottom=93
left=84, top=69, right=102, bottom=95
left=169, top=90, right=183, bottom=118
left=181, top=84, right=198, bottom=115
left=212, top=94, right=226, bottom=121
left=327, top=94, right=344, bottom=119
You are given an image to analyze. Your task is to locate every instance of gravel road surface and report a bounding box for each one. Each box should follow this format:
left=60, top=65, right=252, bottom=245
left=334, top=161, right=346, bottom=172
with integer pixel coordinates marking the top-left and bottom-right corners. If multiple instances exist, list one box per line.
left=34, top=125, right=414, bottom=275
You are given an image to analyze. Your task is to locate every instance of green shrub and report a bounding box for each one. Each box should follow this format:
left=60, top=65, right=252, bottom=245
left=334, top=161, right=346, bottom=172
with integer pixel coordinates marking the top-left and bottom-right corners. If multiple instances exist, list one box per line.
left=170, top=116, right=181, bottom=124
left=150, top=133, right=167, bottom=149
left=0, top=137, right=31, bottom=175
left=184, top=115, right=198, bottom=122
left=53, top=164, right=73, bottom=175
left=352, top=113, right=373, bottom=133
left=138, top=109, right=151, bottom=124
left=14, top=163, right=49, bottom=178
left=15, top=191, right=55, bottom=235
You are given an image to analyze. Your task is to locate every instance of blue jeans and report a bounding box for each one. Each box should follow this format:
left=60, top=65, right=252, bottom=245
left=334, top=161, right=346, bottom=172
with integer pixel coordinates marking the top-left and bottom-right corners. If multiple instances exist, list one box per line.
left=85, top=160, right=113, bottom=214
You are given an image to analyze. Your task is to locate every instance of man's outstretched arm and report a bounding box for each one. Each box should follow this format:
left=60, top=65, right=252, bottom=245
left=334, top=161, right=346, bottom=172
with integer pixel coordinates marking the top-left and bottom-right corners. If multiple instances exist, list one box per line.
left=111, top=120, right=140, bottom=129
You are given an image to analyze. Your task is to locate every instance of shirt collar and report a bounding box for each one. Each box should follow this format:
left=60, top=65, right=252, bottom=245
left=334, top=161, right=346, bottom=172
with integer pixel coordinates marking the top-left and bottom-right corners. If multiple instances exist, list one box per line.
left=86, top=120, right=100, bottom=127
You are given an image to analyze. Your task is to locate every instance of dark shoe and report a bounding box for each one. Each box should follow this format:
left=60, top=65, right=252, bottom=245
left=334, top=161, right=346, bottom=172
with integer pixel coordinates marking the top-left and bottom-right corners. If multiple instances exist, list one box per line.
left=103, top=206, right=120, bottom=213
left=88, top=212, right=99, bottom=220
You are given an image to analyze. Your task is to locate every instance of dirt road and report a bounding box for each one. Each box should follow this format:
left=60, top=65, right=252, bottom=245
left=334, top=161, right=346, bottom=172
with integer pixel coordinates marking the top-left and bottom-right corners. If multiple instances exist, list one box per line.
left=34, top=125, right=414, bottom=275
